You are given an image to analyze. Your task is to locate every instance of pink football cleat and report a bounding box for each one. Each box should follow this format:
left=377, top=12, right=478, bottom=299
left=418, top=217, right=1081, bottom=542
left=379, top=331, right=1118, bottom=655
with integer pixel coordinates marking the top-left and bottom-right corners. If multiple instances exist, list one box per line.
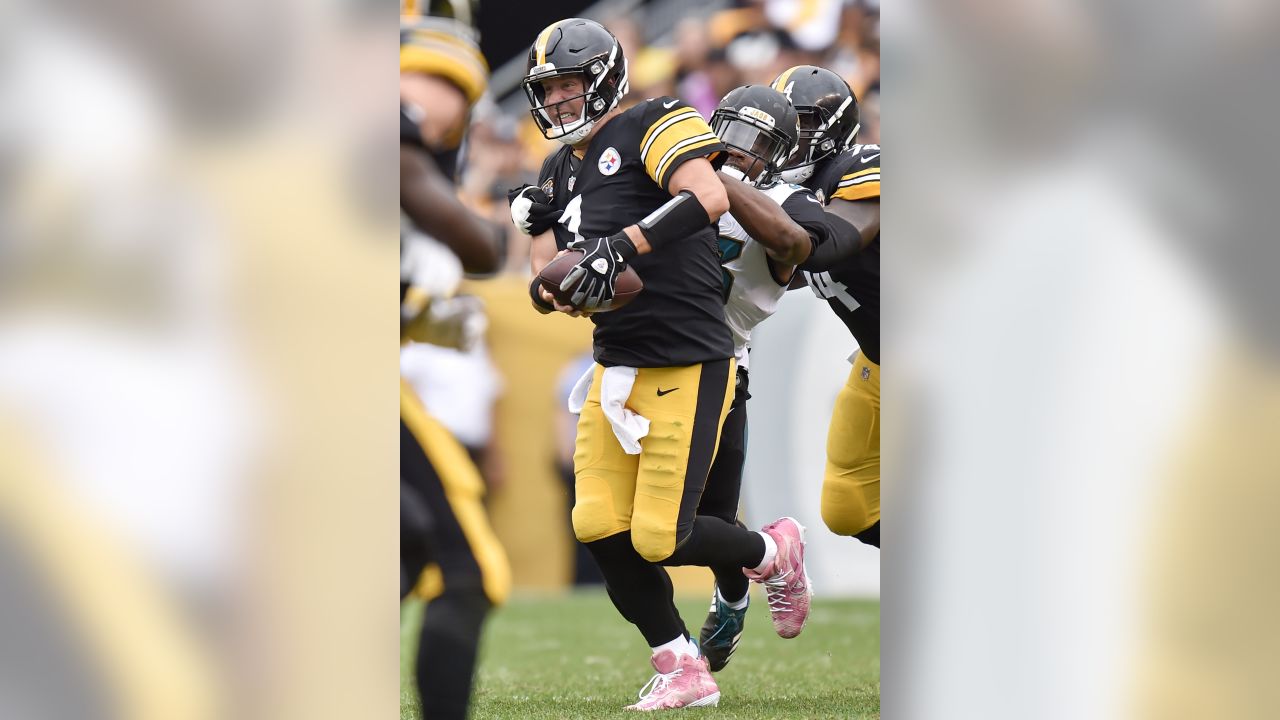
left=744, top=516, right=812, bottom=638
left=624, top=650, right=721, bottom=711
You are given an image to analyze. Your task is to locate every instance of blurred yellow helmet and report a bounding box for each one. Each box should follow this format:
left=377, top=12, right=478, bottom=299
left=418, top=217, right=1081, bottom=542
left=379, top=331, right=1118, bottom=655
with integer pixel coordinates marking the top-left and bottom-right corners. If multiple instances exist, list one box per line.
left=399, top=0, right=488, bottom=107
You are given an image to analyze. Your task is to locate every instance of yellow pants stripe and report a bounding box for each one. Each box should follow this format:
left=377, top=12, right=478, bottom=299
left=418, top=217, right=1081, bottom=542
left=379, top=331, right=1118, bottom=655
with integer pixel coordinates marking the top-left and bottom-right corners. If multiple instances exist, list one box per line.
left=400, top=380, right=511, bottom=606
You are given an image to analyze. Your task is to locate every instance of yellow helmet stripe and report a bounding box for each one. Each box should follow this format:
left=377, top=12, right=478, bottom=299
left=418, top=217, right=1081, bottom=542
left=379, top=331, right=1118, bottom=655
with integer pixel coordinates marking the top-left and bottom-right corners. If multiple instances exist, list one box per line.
left=772, top=66, right=800, bottom=93
left=535, top=20, right=565, bottom=66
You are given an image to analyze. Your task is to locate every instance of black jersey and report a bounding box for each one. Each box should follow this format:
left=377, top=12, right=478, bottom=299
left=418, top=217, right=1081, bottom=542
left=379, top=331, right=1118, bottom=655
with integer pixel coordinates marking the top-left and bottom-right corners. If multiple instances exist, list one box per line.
left=400, top=103, right=460, bottom=182
left=538, top=97, right=733, bottom=368
left=802, top=144, right=881, bottom=364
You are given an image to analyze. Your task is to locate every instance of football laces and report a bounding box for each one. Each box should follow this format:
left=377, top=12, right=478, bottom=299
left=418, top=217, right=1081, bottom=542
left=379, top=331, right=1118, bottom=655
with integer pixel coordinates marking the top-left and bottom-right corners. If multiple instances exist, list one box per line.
left=636, top=667, right=684, bottom=700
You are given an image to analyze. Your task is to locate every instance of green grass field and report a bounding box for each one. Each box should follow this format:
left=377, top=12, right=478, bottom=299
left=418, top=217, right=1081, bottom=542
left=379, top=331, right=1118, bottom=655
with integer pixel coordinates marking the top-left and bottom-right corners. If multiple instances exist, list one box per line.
left=402, top=590, right=879, bottom=719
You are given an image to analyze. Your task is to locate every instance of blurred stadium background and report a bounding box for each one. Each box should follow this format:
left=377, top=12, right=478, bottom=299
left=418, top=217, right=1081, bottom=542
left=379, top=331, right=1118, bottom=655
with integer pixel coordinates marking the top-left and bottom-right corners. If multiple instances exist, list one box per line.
left=405, top=0, right=882, bottom=599
left=5, top=0, right=1276, bottom=716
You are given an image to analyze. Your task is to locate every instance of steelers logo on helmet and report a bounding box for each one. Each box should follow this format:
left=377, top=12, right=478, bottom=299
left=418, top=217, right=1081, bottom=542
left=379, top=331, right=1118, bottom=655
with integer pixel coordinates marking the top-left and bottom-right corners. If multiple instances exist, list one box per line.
left=710, top=85, right=800, bottom=187
left=523, top=19, right=630, bottom=146
left=770, top=65, right=860, bottom=184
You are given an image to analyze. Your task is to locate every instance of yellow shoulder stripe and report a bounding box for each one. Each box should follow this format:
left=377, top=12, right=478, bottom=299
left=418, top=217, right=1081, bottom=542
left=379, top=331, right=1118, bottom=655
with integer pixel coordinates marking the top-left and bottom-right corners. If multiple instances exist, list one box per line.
left=643, top=115, right=718, bottom=184
left=841, top=167, right=881, bottom=182
left=833, top=182, right=880, bottom=201
left=653, top=135, right=723, bottom=187
left=640, top=107, right=701, bottom=159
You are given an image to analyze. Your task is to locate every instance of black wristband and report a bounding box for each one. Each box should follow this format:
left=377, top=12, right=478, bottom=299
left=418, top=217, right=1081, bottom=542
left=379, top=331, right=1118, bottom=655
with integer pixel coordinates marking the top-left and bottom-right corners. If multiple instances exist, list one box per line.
left=529, top=275, right=554, bottom=313
left=608, top=231, right=639, bottom=263
left=636, top=190, right=710, bottom=251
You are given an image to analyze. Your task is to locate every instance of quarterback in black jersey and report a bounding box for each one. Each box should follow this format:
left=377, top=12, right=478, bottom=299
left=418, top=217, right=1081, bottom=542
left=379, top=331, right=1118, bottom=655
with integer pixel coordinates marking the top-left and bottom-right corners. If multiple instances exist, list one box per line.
left=510, top=19, right=814, bottom=711
left=773, top=65, right=882, bottom=548
left=399, top=4, right=510, bottom=720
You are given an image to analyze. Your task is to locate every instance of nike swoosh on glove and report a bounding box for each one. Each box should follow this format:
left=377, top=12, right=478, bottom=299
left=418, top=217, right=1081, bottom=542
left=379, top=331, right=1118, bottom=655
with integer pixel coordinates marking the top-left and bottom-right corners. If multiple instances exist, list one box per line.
left=508, top=185, right=561, bottom=235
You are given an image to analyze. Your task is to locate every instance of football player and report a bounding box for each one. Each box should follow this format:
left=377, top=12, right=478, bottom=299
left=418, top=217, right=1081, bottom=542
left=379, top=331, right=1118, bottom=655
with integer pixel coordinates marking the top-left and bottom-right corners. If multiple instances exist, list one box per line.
left=399, top=3, right=510, bottom=720
left=772, top=65, right=882, bottom=547
left=695, top=84, right=868, bottom=671
left=510, top=19, right=812, bottom=711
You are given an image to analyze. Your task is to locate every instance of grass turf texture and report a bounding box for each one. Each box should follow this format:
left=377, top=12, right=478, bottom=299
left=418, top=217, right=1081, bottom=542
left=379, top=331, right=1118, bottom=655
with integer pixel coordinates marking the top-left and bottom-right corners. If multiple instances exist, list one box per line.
left=401, top=590, right=879, bottom=719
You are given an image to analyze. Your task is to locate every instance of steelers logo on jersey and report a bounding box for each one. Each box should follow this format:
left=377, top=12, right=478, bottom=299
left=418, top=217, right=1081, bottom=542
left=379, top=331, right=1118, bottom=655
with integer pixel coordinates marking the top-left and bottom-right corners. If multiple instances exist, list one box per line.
left=598, top=147, right=622, bottom=176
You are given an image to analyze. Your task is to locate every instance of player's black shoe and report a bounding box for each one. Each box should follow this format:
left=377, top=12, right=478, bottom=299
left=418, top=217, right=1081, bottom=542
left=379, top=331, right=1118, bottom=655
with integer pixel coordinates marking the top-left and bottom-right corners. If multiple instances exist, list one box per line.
left=698, top=585, right=749, bottom=672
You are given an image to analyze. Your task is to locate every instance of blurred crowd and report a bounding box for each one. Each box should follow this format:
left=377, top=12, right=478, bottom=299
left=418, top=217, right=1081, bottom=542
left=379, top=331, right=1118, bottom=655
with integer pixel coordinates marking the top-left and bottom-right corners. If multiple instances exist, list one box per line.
left=455, top=0, right=881, bottom=275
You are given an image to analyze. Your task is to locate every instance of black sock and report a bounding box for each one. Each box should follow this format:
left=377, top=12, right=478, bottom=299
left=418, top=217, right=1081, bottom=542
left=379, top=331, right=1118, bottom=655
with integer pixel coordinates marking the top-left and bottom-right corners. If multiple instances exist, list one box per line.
left=711, top=564, right=751, bottom=605
left=585, top=533, right=687, bottom=646
left=855, top=520, right=880, bottom=548
left=708, top=521, right=751, bottom=603
left=417, top=587, right=491, bottom=720
left=662, top=515, right=765, bottom=570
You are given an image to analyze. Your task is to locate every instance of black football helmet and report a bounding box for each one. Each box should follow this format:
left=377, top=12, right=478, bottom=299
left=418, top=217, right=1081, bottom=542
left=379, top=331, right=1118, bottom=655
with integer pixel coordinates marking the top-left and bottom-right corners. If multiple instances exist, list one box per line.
left=523, top=18, right=629, bottom=145
left=710, top=85, right=799, bottom=187
left=770, top=65, right=859, bottom=183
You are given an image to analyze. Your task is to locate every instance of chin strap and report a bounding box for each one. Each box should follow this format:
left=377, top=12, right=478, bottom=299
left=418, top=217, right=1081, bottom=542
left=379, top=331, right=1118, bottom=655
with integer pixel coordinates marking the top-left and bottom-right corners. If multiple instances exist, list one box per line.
left=554, top=118, right=596, bottom=146
left=779, top=164, right=815, bottom=185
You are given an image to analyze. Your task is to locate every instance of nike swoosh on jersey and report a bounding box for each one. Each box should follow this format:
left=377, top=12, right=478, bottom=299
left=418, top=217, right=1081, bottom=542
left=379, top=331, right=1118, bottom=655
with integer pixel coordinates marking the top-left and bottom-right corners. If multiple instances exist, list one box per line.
left=861, top=153, right=880, bottom=163
left=663, top=99, right=678, bottom=109
left=805, top=195, right=821, bottom=204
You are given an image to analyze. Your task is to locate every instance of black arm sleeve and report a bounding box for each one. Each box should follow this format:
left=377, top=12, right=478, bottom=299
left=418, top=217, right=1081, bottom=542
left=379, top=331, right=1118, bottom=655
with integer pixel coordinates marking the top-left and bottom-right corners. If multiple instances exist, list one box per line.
left=799, top=210, right=861, bottom=271
left=636, top=190, right=711, bottom=252
left=776, top=190, right=863, bottom=271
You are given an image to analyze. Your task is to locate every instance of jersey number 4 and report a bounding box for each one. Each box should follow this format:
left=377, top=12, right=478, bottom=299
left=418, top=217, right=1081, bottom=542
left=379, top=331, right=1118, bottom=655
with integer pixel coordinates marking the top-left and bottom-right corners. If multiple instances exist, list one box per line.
left=805, top=271, right=860, bottom=312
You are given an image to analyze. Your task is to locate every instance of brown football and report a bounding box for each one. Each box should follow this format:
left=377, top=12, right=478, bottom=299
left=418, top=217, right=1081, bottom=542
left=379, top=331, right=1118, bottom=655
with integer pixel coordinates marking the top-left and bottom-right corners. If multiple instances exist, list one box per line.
left=537, top=249, right=644, bottom=312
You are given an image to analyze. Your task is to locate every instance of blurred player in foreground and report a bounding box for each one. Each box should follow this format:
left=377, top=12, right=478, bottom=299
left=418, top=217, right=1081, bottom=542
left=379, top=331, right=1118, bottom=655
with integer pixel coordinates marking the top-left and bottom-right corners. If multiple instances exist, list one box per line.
left=399, top=2, right=509, bottom=718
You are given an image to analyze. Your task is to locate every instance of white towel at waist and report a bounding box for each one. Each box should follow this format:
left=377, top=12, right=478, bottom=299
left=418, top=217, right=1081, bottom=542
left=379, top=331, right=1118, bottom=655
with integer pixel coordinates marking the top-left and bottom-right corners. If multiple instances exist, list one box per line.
left=567, top=362, right=650, bottom=455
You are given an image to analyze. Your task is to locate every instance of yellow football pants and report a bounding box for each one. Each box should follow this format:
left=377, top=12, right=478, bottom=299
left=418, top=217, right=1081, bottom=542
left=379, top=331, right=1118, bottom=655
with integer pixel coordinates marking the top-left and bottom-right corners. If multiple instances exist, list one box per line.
left=571, top=359, right=735, bottom=562
left=821, top=351, right=881, bottom=536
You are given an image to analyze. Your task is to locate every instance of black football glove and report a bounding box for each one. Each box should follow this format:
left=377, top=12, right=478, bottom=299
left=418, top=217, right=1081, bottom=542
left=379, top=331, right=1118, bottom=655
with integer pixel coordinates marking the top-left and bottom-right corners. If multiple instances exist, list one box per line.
left=507, top=185, right=561, bottom=235
left=562, top=232, right=638, bottom=312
